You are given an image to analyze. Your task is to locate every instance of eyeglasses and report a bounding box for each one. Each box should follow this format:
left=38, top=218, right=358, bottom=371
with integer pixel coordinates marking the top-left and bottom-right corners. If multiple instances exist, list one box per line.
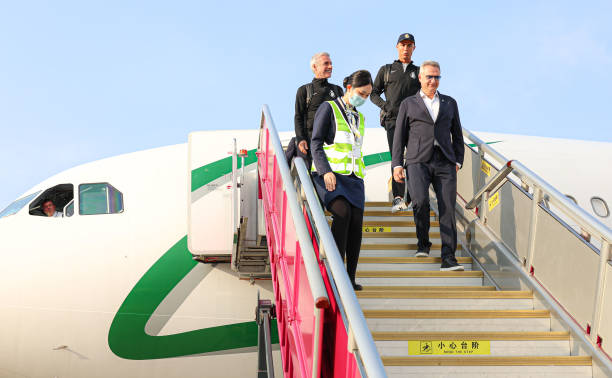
left=425, top=75, right=441, bottom=81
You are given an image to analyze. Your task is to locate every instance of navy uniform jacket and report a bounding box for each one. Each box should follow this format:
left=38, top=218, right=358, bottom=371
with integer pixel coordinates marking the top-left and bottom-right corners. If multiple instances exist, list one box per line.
left=391, top=92, right=465, bottom=168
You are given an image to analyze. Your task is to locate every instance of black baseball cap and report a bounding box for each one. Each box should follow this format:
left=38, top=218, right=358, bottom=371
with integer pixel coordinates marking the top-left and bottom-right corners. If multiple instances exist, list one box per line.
left=397, top=33, right=415, bottom=45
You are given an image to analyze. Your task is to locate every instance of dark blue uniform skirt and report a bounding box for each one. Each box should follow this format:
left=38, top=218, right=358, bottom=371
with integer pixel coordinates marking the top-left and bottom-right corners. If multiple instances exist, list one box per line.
left=312, top=172, right=365, bottom=210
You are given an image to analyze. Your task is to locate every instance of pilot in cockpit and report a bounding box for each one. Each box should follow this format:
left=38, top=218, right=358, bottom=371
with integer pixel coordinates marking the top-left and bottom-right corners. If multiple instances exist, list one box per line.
left=42, top=199, right=63, bottom=218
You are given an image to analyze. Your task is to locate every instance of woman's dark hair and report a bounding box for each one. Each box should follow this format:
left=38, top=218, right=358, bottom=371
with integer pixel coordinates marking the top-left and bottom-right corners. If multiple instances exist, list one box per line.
left=343, top=70, right=372, bottom=89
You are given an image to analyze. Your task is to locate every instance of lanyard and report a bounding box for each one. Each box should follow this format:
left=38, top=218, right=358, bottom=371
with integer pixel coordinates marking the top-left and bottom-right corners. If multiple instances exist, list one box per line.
left=338, top=99, right=362, bottom=143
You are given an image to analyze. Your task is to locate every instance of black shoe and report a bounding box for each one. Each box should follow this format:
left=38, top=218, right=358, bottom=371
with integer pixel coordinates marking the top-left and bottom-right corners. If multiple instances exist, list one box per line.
left=440, top=256, right=464, bottom=271
left=414, top=244, right=431, bottom=258
left=352, top=282, right=363, bottom=291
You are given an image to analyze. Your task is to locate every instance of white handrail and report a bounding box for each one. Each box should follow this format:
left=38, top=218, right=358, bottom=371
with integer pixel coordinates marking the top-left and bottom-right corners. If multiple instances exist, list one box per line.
left=261, top=105, right=330, bottom=308
left=462, top=128, right=612, bottom=246
left=294, top=157, right=387, bottom=378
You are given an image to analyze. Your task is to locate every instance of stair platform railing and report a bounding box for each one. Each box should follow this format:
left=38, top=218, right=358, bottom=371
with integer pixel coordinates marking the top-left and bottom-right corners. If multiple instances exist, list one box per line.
left=458, top=128, right=612, bottom=374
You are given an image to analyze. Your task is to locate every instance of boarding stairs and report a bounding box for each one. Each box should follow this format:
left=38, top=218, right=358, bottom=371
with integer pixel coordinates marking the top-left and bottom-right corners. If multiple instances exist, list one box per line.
left=351, top=202, right=592, bottom=376
left=255, top=105, right=612, bottom=377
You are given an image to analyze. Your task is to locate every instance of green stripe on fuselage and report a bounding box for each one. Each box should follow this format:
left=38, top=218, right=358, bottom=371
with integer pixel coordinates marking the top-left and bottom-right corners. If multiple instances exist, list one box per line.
left=190, top=149, right=258, bottom=192
left=110, top=139, right=501, bottom=359
left=108, top=236, right=279, bottom=359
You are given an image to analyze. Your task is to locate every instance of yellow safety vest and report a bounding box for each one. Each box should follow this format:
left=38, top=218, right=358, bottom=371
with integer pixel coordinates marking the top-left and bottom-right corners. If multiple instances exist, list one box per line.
left=313, top=100, right=365, bottom=178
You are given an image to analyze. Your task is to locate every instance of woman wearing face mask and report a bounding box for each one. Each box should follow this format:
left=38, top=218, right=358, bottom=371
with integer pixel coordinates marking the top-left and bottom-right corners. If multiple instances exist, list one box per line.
left=310, top=70, right=373, bottom=291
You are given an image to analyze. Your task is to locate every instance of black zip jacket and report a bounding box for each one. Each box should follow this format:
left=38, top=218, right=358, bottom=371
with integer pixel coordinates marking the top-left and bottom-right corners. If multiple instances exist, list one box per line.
left=294, top=78, right=343, bottom=143
left=370, top=60, right=420, bottom=129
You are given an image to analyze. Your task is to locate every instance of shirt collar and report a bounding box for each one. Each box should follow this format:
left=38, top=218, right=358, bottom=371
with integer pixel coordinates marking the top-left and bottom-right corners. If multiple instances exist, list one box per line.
left=419, top=89, right=439, bottom=101
left=394, top=60, right=413, bottom=65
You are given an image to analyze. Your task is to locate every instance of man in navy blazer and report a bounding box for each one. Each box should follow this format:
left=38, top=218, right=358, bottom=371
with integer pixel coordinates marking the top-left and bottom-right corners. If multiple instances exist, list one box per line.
left=391, top=60, right=465, bottom=271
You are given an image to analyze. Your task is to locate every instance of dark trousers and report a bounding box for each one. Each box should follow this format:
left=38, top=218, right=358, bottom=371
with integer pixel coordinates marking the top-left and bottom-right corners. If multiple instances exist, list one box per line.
left=386, top=126, right=410, bottom=202
left=328, top=197, right=363, bottom=283
left=406, top=147, right=457, bottom=259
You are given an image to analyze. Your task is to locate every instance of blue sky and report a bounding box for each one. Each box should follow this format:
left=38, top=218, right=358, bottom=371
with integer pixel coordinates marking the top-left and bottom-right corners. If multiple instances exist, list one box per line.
left=1, top=0, right=611, bottom=208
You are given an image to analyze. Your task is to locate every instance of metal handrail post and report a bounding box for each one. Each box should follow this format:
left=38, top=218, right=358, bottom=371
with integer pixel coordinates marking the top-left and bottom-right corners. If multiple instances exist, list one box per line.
left=591, top=240, right=612, bottom=343
left=525, top=187, right=543, bottom=271
left=294, top=157, right=387, bottom=378
left=231, top=138, right=239, bottom=234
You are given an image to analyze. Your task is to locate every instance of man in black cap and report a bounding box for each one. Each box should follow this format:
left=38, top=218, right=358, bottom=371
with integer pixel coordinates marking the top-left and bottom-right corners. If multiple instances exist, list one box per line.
left=371, top=33, right=421, bottom=213
left=294, top=52, right=343, bottom=169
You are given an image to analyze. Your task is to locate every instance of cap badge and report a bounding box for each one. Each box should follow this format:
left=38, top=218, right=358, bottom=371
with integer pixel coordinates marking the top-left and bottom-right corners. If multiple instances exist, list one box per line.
left=405, top=34, right=409, bottom=38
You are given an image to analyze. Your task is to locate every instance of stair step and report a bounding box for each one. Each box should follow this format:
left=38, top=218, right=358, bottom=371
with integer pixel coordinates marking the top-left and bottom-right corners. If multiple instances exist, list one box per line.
left=377, top=340, right=570, bottom=357
left=239, top=251, right=269, bottom=257
left=357, top=276, right=482, bottom=287
left=366, top=201, right=398, bottom=207
left=362, top=285, right=496, bottom=292
left=365, top=310, right=551, bottom=332
left=362, top=238, right=442, bottom=245
left=385, top=365, right=592, bottom=377
left=359, top=256, right=472, bottom=264
left=372, top=331, right=569, bottom=341
left=364, top=310, right=549, bottom=318
left=357, top=271, right=481, bottom=278
left=358, top=262, right=472, bottom=271
left=362, top=232, right=439, bottom=238
left=326, top=210, right=436, bottom=217
left=360, top=243, right=462, bottom=251
left=382, top=356, right=591, bottom=366
left=360, top=250, right=458, bottom=257
left=359, top=297, right=533, bottom=311
left=357, top=290, right=532, bottom=299
left=363, top=220, right=440, bottom=227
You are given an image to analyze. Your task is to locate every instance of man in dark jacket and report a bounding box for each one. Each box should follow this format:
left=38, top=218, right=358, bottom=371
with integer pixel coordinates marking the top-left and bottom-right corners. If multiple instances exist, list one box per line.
left=392, top=61, right=465, bottom=271
left=371, top=33, right=421, bottom=212
left=294, top=52, right=343, bottom=168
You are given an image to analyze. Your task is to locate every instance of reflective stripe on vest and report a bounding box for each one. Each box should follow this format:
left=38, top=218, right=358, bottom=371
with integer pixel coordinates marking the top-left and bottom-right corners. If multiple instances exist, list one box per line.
left=312, top=101, right=365, bottom=178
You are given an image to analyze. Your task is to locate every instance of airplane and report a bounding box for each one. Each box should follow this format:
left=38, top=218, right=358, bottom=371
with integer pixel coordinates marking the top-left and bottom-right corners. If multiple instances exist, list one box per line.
left=1, top=115, right=611, bottom=377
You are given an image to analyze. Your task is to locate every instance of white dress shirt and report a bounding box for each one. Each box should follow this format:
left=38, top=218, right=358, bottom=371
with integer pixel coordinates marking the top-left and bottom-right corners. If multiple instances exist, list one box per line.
left=420, top=90, right=461, bottom=168
left=419, top=89, right=440, bottom=122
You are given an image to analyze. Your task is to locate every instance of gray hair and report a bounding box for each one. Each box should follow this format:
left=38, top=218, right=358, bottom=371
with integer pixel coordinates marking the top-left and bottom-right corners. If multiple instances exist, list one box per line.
left=420, top=60, right=441, bottom=71
left=310, top=52, right=330, bottom=72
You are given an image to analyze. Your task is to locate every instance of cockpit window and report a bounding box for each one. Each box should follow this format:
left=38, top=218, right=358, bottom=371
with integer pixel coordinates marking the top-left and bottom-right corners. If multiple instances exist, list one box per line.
left=79, top=183, right=124, bottom=215
left=29, top=184, right=74, bottom=217
left=64, top=199, right=74, bottom=217
left=591, top=197, right=610, bottom=218
left=0, top=191, right=41, bottom=219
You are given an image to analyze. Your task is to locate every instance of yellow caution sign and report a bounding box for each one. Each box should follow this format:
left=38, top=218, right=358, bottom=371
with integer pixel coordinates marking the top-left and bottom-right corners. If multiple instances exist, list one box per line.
left=488, top=191, right=500, bottom=212
left=481, top=160, right=491, bottom=176
left=409, top=340, right=491, bottom=355
left=363, top=226, right=391, bottom=233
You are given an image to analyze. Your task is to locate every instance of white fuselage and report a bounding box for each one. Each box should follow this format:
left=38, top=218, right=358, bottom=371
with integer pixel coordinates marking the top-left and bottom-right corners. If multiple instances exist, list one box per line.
left=0, top=128, right=610, bottom=377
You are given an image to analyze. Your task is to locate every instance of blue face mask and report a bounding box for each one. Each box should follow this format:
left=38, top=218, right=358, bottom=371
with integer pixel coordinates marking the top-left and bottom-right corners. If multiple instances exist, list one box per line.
left=349, top=93, right=366, bottom=107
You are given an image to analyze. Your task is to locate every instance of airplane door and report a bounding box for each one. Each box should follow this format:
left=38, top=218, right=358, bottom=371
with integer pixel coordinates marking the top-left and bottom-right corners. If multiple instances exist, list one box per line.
left=187, top=130, right=259, bottom=256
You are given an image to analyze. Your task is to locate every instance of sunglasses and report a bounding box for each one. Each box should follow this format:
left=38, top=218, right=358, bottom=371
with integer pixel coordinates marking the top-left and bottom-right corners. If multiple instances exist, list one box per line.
left=425, top=75, right=442, bottom=81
